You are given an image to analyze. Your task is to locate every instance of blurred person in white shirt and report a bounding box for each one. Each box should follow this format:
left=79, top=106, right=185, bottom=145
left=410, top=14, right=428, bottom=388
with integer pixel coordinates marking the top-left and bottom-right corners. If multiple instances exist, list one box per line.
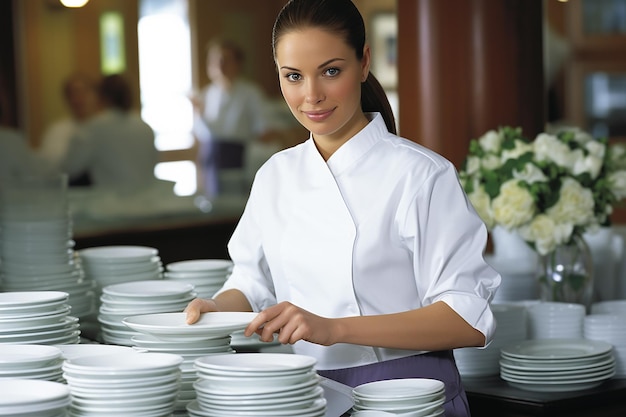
left=61, top=73, right=158, bottom=191
left=39, top=72, right=101, bottom=185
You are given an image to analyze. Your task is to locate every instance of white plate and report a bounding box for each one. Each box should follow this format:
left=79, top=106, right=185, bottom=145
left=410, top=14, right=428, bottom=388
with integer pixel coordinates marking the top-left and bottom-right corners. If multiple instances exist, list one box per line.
left=0, top=291, right=68, bottom=307
left=131, top=333, right=231, bottom=349
left=501, top=369, right=615, bottom=392
left=63, top=351, right=183, bottom=376
left=186, top=398, right=326, bottom=417
left=194, top=374, right=319, bottom=398
left=122, top=312, right=257, bottom=340
left=500, top=339, right=613, bottom=360
left=0, top=379, right=70, bottom=413
left=102, top=280, right=194, bottom=300
left=499, top=355, right=615, bottom=372
left=353, top=378, right=445, bottom=401
left=0, top=344, right=62, bottom=369
left=166, top=259, right=233, bottom=272
left=54, top=344, right=135, bottom=361
left=78, top=246, right=158, bottom=263
left=194, top=352, right=316, bottom=375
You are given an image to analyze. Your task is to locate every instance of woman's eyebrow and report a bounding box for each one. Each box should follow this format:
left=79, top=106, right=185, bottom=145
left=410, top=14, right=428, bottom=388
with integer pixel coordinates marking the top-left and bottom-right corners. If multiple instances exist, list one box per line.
left=279, top=58, right=346, bottom=72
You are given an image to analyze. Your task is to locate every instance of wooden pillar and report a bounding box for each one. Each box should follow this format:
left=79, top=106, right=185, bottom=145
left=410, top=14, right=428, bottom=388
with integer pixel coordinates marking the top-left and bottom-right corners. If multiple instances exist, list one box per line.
left=397, top=0, right=545, bottom=168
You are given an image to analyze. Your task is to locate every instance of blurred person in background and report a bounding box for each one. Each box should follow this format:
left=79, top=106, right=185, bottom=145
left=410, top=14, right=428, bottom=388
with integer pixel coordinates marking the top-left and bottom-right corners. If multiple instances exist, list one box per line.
left=190, top=37, right=275, bottom=197
left=61, top=73, right=158, bottom=191
left=39, top=72, right=101, bottom=186
left=0, top=80, right=51, bottom=182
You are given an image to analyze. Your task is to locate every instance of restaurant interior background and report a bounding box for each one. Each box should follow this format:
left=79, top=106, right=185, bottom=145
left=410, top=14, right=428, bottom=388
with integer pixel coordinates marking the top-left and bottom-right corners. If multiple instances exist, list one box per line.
left=1, top=0, right=626, bottom=259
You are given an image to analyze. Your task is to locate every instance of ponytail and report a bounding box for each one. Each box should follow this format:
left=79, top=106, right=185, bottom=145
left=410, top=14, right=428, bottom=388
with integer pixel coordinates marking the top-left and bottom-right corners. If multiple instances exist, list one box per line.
left=361, top=73, right=397, bottom=135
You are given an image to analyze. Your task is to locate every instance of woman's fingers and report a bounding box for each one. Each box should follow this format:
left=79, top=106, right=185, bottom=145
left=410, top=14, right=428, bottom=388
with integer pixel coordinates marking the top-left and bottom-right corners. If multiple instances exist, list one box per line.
left=184, top=298, right=215, bottom=324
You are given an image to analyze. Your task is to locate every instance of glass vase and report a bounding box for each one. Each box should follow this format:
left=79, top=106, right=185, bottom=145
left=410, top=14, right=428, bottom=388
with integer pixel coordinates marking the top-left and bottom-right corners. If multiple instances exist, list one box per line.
left=536, top=233, right=594, bottom=311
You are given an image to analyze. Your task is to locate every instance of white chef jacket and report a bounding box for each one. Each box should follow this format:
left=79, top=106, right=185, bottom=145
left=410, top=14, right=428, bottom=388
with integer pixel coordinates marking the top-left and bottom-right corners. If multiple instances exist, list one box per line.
left=217, top=113, right=500, bottom=370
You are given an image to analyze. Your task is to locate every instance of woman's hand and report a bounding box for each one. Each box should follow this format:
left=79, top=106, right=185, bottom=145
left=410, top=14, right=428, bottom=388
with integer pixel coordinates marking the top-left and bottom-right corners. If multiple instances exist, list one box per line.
left=184, top=298, right=219, bottom=324
left=245, top=301, right=338, bottom=346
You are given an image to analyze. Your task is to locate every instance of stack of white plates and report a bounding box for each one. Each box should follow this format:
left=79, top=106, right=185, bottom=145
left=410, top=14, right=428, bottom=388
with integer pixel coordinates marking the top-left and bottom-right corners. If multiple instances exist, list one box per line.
left=0, top=291, right=80, bottom=345
left=122, top=311, right=258, bottom=414
left=0, top=379, right=71, bottom=417
left=131, top=333, right=234, bottom=413
left=0, top=175, right=95, bottom=321
left=98, top=280, right=197, bottom=346
left=584, top=314, right=626, bottom=377
left=454, top=303, right=527, bottom=377
left=591, top=300, right=626, bottom=315
left=76, top=245, right=164, bottom=299
left=526, top=301, right=586, bottom=339
left=0, top=344, right=64, bottom=382
left=189, top=353, right=325, bottom=417
left=500, top=338, right=615, bottom=392
left=62, top=351, right=183, bottom=416
left=164, top=259, right=233, bottom=298
left=351, top=378, right=445, bottom=416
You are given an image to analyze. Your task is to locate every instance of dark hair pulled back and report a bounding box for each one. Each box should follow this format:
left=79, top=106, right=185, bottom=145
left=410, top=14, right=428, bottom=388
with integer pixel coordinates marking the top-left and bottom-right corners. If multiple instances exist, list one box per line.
left=272, top=0, right=397, bottom=134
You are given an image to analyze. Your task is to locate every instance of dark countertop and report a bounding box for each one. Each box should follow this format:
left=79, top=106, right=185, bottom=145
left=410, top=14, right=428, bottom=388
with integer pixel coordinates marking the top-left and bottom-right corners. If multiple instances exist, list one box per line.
left=464, top=375, right=626, bottom=416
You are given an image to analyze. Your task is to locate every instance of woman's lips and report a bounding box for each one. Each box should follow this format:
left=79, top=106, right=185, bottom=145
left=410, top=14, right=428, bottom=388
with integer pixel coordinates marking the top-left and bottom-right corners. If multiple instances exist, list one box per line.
left=303, top=109, right=334, bottom=122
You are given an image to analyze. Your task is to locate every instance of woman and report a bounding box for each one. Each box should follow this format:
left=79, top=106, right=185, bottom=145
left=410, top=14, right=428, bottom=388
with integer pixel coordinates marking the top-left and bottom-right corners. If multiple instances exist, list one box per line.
left=185, top=1, right=500, bottom=415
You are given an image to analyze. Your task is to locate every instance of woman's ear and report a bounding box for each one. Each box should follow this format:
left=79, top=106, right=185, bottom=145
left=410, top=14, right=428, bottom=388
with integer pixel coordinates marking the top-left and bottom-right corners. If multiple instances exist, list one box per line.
left=361, top=44, right=371, bottom=82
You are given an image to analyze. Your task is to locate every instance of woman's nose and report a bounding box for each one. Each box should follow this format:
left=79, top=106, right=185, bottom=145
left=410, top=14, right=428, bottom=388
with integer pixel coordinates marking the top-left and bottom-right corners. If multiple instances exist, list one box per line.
left=304, top=80, right=325, bottom=104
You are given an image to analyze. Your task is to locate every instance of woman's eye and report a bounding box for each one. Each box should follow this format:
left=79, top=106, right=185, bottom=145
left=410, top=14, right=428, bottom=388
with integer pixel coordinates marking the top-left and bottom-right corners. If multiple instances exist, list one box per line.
left=324, top=67, right=340, bottom=77
left=285, top=73, right=301, bottom=82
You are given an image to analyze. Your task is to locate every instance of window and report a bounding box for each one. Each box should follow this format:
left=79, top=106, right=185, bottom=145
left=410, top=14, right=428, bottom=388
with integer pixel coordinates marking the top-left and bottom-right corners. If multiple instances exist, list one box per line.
left=138, top=0, right=196, bottom=195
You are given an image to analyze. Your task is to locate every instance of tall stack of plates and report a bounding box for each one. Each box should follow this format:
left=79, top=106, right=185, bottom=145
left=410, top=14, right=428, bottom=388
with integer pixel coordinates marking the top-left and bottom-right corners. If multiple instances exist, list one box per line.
left=584, top=314, right=626, bottom=377
left=454, top=303, right=527, bottom=377
left=189, top=353, right=326, bottom=417
left=98, top=280, right=196, bottom=346
left=527, top=301, right=586, bottom=339
left=0, top=291, right=80, bottom=345
left=122, top=311, right=256, bottom=415
left=76, top=245, right=163, bottom=300
left=351, top=378, right=445, bottom=416
left=591, top=300, right=626, bottom=315
left=0, top=344, right=64, bottom=382
left=62, top=351, right=183, bottom=417
left=0, top=379, right=71, bottom=417
left=500, top=338, right=616, bottom=392
left=164, top=259, right=233, bottom=298
left=0, top=175, right=95, bottom=322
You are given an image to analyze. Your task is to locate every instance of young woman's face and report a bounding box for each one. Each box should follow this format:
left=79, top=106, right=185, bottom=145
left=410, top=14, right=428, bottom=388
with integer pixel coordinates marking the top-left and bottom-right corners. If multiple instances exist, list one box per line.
left=275, top=27, right=370, bottom=145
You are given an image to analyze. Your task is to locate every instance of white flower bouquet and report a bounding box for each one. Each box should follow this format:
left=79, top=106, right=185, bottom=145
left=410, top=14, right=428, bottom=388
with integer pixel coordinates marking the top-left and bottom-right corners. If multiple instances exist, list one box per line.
left=459, top=126, right=626, bottom=256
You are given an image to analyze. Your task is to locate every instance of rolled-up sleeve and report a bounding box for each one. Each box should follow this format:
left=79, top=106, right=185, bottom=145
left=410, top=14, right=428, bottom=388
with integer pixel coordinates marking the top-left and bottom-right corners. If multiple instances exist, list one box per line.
left=402, top=163, right=501, bottom=346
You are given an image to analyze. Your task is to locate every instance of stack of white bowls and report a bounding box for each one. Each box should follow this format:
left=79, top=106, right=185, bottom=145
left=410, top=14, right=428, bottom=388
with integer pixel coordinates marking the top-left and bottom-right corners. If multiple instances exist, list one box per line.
left=0, top=344, right=64, bottom=382
left=0, top=174, right=95, bottom=321
left=164, top=259, right=233, bottom=298
left=98, top=280, right=196, bottom=345
left=499, top=338, right=615, bottom=392
left=526, top=301, right=586, bottom=339
left=76, top=245, right=164, bottom=300
left=0, top=379, right=71, bottom=417
left=351, top=378, right=445, bottom=416
left=189, top=353, right=325, bottom=417
left=454, top=303, right=527, bottom=377
left=0, top=291, right=80, bottom=345
left=62, top=351, right=183, bottom=416
left=584, top=313, right=626, bottom=377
